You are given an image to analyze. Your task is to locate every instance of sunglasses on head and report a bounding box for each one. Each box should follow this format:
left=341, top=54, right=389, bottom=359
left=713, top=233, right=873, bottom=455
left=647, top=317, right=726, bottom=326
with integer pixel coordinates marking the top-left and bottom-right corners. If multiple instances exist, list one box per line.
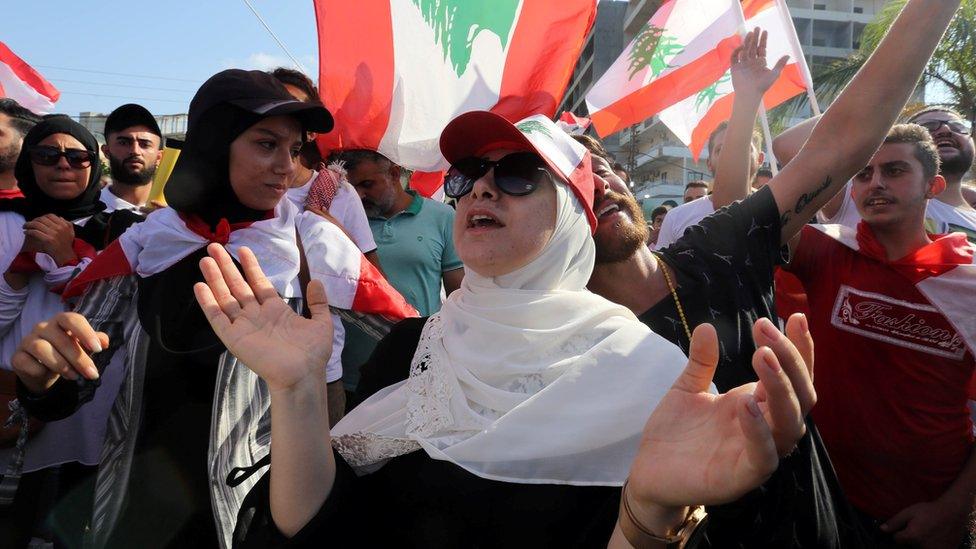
left=916, top=119, right=972, bottom=136
left=444, top=152, right=553, bottom=199
left=29, top=146, right=94, bottom=169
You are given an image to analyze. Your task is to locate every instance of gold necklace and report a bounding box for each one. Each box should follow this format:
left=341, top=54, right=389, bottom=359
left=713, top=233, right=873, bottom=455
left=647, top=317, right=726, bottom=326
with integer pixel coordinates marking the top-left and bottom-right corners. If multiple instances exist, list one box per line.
left=651, top=252, right=693, bottom=342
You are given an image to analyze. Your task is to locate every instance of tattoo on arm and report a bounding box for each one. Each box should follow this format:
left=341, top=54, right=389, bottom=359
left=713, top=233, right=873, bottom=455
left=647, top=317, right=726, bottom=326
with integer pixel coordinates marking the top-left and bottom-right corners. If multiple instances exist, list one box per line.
left=782, top=176, right=832, bottom=228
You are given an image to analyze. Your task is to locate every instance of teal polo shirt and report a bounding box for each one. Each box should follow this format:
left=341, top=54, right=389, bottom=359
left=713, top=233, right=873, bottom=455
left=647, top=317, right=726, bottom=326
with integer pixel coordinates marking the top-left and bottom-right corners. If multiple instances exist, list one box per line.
left=341, top=191, right=463, bottom=390
left=368, top=190, right=462, bottom=316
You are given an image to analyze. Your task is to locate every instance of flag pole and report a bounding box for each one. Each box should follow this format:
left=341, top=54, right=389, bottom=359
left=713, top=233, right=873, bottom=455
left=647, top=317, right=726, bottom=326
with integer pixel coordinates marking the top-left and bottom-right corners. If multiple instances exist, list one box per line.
left=758, top=107, right=778, bottom=175
left=774, top=0, right=821, bottom=115
left=732, top=0, right=780, bottom=175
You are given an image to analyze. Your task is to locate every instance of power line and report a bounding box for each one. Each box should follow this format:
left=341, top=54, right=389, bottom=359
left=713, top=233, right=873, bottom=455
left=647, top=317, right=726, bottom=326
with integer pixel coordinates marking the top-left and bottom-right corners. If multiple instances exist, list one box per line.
left=36, top=65, right=201, bottom=83
left=51, top=78, right=195, bottom=94
left=240, top=0, right=309, bottom=74
left=59, top=90, right=188, bottom=104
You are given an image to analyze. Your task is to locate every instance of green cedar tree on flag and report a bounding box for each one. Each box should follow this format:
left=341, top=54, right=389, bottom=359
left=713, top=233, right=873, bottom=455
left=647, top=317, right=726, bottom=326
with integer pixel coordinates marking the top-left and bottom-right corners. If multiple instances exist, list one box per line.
left=313, top=0, right=597, bottom=195
left=586, top=0, right=813, bottom=159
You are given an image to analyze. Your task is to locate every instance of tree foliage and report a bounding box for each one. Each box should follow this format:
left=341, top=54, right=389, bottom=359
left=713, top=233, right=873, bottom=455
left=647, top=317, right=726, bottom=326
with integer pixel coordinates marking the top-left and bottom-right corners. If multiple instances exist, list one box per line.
left=770, top=0, right=976, bottom=130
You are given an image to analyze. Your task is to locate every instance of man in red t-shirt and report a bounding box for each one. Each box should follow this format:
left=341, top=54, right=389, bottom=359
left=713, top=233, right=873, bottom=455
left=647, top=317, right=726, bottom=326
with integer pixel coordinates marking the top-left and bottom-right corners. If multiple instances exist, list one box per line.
left=786, top=124, right=976, bottom=548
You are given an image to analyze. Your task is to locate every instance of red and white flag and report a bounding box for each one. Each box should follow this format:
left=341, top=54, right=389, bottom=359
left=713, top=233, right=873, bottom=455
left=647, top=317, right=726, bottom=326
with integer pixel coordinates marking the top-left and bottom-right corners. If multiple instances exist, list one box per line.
left=312, top=0, right=596, bottom=179
left=556, top=111, right=592, bottom=135
left=586, top=0, right=812, bottom=158
left=64, top=201, right=418, bottom=322
left=0, top=42, right=59, bottom=114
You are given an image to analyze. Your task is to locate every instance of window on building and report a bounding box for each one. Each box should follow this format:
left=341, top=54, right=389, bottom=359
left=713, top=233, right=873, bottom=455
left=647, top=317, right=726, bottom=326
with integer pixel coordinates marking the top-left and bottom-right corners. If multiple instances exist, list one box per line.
left=814, top=4, right=827, bottom=9
left=853, top=6, right=863, bottom=13
left=812, top=38, right=827, bottom=47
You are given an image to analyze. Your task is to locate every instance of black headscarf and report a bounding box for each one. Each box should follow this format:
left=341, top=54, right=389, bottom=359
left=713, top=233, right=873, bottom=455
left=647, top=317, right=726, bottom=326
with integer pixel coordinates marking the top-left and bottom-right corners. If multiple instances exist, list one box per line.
left=5, top=115, right=105, bottom=221
left=162, top=103, right=267, bottom=227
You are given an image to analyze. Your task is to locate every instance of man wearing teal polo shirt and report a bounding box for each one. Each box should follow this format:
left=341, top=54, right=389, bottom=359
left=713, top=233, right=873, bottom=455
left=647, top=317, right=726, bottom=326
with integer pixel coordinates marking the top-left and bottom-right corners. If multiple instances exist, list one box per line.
left=336, top=150, right=464, bottom=391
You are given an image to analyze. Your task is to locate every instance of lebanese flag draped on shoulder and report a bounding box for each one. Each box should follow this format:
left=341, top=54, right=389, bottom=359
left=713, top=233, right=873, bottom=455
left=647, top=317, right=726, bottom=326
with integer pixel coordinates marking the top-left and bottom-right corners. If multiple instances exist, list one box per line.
left=586, top=0, right=811, bottom=159
left=64, top=201, right=417, bottom=323
left=0, top=42, right=59, bottom=114
left=313, top=0, right=597, bottom=197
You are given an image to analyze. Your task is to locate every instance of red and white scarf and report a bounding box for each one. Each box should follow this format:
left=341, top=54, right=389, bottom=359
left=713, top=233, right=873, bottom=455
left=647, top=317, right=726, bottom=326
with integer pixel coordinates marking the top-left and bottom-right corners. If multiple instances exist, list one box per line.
left=815, top=222, right=976, bottom=358
left=65, top=200, right=416, bottom=320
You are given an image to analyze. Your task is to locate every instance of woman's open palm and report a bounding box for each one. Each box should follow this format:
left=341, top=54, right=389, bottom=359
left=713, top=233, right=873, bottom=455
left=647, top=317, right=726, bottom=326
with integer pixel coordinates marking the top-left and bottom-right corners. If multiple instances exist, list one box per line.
left=193, top=243, right=333, bottom=392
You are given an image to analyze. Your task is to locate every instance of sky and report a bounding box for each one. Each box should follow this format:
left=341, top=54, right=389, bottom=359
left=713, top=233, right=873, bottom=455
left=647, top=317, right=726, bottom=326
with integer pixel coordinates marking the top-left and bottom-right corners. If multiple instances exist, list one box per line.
left=3, top=1, right=321, bottom=117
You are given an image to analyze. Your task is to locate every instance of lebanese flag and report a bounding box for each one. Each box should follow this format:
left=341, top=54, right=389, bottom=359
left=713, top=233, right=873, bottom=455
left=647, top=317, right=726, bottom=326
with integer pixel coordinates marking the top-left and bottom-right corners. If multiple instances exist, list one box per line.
left=64, top=201, right=418, bottom=322
left=556, top=111, right=592, bottom=135
left=586, top=0, right=809, bottom=153
left=657, top=0, right=811, bottom=159
left=0, top=42, right=59, bottom=114
left=313, top=0, right=597, bottom=176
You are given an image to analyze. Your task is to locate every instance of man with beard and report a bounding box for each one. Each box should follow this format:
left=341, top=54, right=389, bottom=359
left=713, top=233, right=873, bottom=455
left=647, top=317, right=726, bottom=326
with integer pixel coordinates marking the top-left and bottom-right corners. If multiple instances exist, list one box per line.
left=907, top=107, right=976, bottom=239
left=776, top=107, right=976, bottom=242
left=784, top=125, right=976, bottom=547
left=335, top=149, right=463, bottom=394
left=581, top=1, right=964, bottom=539
left=0, top=98, right=40, bottom=195
left=99, top=103, right=163, bottom=212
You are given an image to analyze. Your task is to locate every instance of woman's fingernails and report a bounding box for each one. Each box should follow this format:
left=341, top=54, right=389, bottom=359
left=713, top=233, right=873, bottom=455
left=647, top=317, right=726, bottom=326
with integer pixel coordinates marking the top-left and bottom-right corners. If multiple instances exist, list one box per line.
left=760, top=318, right=780, bottom=339
left=762, top=347, right=782, bottom=372
left=798, top=313, right=809, bottom=333
left=90, top=339, right=103, bottom=354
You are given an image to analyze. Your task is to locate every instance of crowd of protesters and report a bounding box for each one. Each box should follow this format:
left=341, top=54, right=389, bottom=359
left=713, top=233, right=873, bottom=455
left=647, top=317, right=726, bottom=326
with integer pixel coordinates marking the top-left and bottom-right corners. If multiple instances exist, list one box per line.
left=0, top=0, right=975, bottom=547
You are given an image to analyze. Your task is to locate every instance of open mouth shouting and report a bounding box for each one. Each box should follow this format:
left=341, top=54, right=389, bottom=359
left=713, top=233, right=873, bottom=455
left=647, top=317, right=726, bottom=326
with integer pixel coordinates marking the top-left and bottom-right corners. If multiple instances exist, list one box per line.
left=466, top=209, right=505, bottom=232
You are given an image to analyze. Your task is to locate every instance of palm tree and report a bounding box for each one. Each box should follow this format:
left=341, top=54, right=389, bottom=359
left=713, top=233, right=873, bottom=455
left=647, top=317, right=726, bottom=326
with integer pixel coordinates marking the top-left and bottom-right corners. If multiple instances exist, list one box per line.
left=770, top=0, right=976, bottom=129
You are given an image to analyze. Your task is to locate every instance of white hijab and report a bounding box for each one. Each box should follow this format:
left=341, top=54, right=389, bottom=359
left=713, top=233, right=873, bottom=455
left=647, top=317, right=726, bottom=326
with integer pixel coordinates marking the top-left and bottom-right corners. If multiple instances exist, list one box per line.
left=332, top=183, right=692, bottom=486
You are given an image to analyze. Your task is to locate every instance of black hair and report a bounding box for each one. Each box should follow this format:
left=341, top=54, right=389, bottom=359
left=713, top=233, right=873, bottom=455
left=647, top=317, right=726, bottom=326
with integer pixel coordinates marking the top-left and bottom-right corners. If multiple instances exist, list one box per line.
left=269, top=67, right=321, bottom=104
left=0, top=98, right=41, bottom=138
left=328, top=149, right=392, bottom=172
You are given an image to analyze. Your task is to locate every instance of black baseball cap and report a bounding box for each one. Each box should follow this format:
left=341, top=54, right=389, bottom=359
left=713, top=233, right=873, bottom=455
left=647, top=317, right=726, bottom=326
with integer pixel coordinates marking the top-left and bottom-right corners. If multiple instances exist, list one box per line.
left=163, top=69, right=334, bottom=212
left=104, top=103, right=162, bottom=138
left=188, top=69, right=333, bottom=133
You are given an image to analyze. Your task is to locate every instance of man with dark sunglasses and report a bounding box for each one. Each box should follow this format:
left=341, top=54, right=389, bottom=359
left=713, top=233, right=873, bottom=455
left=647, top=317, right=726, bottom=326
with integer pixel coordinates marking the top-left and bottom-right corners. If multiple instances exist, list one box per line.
left=580, top=0, right=963, bottom=544
left=775, top=106, right=976, bottom=241
left=907, top=107, right=976, bottom=238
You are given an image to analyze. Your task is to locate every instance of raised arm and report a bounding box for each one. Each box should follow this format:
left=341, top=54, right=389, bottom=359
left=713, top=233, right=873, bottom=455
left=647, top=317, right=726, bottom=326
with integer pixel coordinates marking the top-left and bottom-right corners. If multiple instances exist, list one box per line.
left=710, top=29, right=787, bottom=209
left=769, top=0, right=960, bottom=242
left=193, top=243, right=336, bottom=537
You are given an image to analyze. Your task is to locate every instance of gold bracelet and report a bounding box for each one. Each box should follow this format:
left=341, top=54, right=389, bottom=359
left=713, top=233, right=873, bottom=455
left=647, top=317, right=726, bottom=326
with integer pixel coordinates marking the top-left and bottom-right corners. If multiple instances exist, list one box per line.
left=618, top=481, right=704, bottom=549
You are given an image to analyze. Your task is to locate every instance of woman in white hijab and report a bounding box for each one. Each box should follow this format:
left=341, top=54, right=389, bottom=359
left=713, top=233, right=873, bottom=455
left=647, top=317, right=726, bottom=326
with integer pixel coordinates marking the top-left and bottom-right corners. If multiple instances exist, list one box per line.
left=20, top=113, right=815, bottom=548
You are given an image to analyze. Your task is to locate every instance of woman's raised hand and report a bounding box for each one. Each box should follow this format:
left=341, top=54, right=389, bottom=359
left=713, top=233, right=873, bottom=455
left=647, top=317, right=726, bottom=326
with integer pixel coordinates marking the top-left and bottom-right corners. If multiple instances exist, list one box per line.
left=624, top=315, right=815, bottom=530
left=193, top=243, right=333, bottom=393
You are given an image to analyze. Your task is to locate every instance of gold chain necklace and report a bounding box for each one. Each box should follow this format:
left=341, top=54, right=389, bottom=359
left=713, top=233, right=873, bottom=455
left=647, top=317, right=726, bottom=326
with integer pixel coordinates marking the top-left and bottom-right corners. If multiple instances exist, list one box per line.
left=651, top=252, right=693, bottom=343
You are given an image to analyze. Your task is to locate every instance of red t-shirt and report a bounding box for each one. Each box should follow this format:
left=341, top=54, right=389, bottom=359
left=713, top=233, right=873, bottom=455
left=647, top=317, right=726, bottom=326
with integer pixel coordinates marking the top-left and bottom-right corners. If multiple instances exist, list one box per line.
left=787, top=225, right=975, bottom=520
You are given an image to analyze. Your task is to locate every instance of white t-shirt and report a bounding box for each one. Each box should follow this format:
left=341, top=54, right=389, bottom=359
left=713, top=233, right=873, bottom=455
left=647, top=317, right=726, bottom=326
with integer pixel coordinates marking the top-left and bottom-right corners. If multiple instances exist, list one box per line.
left=818, top=181, right=976, bottom=239
left=655, top=196, right=715, bottom=250
left=285, top=172, right=377, bottom=253
left=286, top=171, right=378, bottom=383
left=99, top=186, right=142, bottom=213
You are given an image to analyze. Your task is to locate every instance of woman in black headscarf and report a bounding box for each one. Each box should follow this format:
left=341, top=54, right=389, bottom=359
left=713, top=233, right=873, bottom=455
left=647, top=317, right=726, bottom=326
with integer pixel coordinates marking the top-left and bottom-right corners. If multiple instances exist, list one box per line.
left=7, top=70, right=413, bottom=548
left=0, top=115, right=139, bottom=547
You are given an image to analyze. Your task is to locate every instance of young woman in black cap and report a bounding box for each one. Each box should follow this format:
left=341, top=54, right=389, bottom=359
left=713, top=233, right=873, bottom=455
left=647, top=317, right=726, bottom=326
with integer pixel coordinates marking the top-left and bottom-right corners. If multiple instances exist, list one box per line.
left=9, top=71, right=414, bottom=548
left=0, top=115, right=141, bottom=546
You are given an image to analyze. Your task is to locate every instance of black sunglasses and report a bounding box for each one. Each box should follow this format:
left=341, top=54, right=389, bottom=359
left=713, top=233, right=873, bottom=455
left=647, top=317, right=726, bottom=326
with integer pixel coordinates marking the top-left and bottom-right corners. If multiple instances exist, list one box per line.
left=444, top=152, right=553, bottom=199
left=917, top=119, right=972, bottom=136
left=29, top=146, right=95, bottom=169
